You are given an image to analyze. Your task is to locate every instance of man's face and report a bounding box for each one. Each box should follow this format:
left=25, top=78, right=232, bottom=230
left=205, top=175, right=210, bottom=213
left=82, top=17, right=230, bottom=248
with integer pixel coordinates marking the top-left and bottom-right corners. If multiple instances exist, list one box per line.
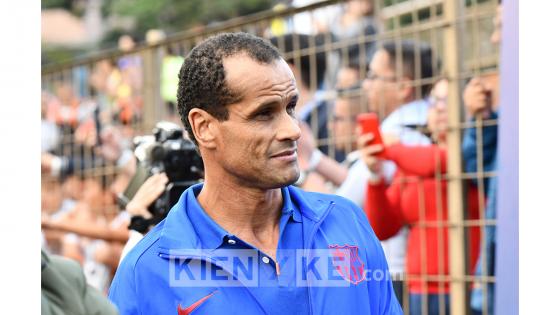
left=82, top=178, right=105, bottom=212
left=427, top=79, right=449, bottom=141
left=361, top=49, right=400, bottom=115
left=212, top=55, right=301, bottom=189
left=335, top=67, right=360, bottom=89
left=41, top=180, right=63, bottom=214
left=330, top=98, right=358, bottom=151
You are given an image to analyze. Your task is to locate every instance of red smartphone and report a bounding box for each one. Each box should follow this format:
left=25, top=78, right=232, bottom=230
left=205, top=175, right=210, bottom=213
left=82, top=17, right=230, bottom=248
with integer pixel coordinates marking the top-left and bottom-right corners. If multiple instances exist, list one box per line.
left=357, top=113, right=385, bottom=156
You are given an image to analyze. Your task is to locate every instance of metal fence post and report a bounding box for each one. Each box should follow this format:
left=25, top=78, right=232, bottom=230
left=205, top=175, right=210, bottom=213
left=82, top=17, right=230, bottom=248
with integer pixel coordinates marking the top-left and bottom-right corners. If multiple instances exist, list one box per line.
left=141, top=48, right=162, bottom=133
left=443, top=0, right=467, bottom=314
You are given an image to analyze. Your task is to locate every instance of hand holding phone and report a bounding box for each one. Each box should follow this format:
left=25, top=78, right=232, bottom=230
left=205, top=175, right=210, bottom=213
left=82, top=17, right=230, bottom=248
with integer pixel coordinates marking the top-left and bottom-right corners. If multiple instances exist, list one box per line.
left=357, top=113, right=385, bottom=157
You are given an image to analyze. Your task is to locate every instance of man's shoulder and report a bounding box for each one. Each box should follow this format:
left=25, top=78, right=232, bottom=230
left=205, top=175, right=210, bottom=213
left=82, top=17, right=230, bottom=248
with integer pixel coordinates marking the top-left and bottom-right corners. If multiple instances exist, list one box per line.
left=289, top=184, right=352, bottom=204
left=288, top=185, right=364, bottom=220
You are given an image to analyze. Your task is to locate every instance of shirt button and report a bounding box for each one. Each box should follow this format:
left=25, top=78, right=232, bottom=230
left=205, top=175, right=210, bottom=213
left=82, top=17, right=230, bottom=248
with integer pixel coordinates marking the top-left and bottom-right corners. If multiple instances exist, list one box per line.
left=262, top=256, right=270, bottom=264
left=227, top=239, right=236, bottom=245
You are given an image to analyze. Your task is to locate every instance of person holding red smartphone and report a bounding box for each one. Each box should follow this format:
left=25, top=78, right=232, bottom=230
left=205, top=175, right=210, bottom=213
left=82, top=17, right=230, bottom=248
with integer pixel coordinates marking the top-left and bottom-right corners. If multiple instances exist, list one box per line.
left=359, top=79, right=482, bottom=315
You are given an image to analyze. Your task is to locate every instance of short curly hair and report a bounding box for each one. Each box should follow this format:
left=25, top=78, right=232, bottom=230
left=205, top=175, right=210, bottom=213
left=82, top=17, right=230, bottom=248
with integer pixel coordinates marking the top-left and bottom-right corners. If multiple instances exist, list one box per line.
left=177, top=32, right=282, bottom=146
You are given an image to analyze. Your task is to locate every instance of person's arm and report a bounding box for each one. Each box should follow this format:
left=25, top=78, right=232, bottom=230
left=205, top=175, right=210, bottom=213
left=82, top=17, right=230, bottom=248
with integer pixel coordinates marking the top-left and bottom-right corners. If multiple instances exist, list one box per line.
left=42, top=218, right=130, bottom=243
left=364, top=176, right=406, bottom=241
left=462, top=112, right=498, bottom=186
left=346, top=201, right=403, bottom=314
left=299, top=171, right=332, bottom=194
left=312, top=152, right=348, bottom=186
left=108, top=254, right=141, bottom=314
left=462, top=77, right=499, bottom=184
left=298, top=121, right=348, bottom=186
left=384, top=144, right=448, bottom=177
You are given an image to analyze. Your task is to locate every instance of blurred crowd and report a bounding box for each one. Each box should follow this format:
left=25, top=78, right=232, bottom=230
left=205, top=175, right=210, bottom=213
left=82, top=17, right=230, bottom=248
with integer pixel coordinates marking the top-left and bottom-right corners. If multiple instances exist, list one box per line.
left=41, top=1, right=503, bottom=314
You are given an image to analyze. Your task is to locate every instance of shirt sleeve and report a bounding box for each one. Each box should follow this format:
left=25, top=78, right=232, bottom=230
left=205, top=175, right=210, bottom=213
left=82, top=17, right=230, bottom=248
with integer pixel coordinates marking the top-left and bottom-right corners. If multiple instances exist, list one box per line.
left=108, top=257, right=141, bottom=315
left=364, top=178, right=405, bottom=241
left=336, top=160, right=370, bottom=207
left=348, top=201, right=404, bottom=315
left=384, top=144, right=447, bottom=177
left=461, top=112, right=499, bottom=190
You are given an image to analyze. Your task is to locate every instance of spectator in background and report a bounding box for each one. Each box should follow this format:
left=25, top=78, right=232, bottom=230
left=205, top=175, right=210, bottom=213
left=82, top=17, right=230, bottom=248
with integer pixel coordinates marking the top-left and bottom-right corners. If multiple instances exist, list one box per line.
left=360, top=40, right=437, bottom=302
left=463, top=3, right=502, bottom=314
left=330, top=88, right=362, bottom=155
left=326, top=0, right=379, bottom=90
left=270, top=33, right=346, bottom=162
left=295, top=91, right=361, bottom=192
left=42, top=92, right=61, bottom=153
left=289, top=0, right=342, bottom=35
left=360, top=79, right=481, bottom=315
left=334, top=63, right=361, bottom=89
left=145, top=28, right=180, bottom=119
left=42, top=250, right=118, bottom=315
left=42, top=160, right=130, bottom=293
left=295, top=64, right=362, bottom=191
left=47, top=83, right=80, bottom=131
left=112, top=35, right=143, bottom=126
left=160, top=47, right=184, bottom=118
left=297, top=41, right=437, bottom=304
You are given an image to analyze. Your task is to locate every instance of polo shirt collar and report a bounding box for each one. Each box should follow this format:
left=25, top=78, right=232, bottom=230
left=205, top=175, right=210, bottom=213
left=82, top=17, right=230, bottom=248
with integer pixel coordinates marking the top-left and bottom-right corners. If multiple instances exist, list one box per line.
left=159, top=183, right=332, bottom=254
left=183, top=184, right=303, bottom=251
left=280, top=185, right=303, bottom=223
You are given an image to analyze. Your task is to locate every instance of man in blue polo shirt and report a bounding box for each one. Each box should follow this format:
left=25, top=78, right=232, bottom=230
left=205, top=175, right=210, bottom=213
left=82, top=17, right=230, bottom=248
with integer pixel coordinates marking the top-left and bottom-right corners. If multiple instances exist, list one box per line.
left=109, top=32, right=402, bottom=315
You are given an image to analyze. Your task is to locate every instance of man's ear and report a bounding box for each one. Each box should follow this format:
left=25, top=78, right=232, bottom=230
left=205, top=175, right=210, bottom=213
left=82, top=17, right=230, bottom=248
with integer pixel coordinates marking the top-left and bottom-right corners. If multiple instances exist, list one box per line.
left=188, top=108, right=218, bottom=149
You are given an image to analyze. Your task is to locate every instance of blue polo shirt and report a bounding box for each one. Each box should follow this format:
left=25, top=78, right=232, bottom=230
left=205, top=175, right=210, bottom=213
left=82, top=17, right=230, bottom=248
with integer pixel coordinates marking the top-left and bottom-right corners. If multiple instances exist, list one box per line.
left=109, top=183, right=403, bottom=314
left=187, top=185, right=309, bottom=315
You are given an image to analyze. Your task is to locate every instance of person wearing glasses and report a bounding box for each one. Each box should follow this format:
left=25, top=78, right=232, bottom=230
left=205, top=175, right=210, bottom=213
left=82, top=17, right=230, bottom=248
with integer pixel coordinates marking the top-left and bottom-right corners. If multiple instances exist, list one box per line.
left=359, top=79, right=483, bottom=315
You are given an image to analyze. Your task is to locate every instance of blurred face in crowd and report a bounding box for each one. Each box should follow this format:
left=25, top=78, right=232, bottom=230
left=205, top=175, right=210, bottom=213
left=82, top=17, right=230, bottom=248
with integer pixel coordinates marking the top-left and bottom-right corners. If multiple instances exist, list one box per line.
left=55, top=84, right=75, bottom=105
left=41, top=179, right=63, bottom=214
left=118, top=35, right=135, bottom=52
left=62, top=175, right=84, bottom=201
left=82, top=177, right=114, bottom=214
left=347, top=0, right=373, bottom=17
left=491, top=4, right=503, bottom=46
left=330, top=97, right=360, bottom=151
left=427, top=79, right=449, bottom=142
left=362, top=49, right=405, bottom=116
left=82, top=177, right=104, bottom=210
left=335, top=66, right=360, bottom=90
left=191, top=54, right=301, bottom=189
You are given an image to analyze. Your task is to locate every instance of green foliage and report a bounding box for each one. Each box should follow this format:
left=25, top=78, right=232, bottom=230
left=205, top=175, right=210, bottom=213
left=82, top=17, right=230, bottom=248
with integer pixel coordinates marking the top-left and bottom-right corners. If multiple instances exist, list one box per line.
left=42, top=0, right=85, bottom=16
left=106, top=0, right=274, bottom=40
left=42, top=0, right=73, bottom=10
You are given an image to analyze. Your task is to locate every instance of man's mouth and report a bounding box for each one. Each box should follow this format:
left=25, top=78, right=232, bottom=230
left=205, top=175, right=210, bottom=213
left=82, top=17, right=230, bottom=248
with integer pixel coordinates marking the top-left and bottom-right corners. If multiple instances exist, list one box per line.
left=270, top=148, right=298, bottom=161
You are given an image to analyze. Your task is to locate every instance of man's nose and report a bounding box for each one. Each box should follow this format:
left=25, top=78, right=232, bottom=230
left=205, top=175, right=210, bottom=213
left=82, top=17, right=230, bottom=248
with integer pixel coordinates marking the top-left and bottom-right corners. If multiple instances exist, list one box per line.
left=278, top=114, right=301, bottom=141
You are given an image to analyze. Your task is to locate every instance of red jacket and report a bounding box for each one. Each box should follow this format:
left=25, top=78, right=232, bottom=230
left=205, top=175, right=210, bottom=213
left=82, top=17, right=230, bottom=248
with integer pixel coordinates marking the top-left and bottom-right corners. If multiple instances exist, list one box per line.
left=364, top=144, right=480, bottom=294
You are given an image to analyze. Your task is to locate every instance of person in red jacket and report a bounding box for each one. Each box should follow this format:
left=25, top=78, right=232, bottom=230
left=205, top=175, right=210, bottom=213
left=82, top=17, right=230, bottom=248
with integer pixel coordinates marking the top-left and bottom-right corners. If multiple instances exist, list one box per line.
left=358, top=79, right=480, bottom=315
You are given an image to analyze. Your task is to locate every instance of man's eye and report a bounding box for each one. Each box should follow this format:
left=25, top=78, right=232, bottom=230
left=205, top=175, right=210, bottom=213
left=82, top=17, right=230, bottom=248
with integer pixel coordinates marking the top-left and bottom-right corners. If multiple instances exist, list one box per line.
left=256, top=110, right=273, bottom=119
left=287, top=103, right=297, bottom=116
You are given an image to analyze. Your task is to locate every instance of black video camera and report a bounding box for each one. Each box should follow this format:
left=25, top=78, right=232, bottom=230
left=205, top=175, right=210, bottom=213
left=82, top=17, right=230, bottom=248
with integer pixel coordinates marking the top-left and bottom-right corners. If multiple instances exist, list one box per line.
left=118, top=122, right=204, bottom=232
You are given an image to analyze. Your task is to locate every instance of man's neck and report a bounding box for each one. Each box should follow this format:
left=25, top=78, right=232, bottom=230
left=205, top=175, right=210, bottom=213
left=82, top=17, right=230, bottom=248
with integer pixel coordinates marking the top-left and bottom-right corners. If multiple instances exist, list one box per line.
left=384, top=96, right=417, bottom=118
left=196, top=175, right=283, bottom=253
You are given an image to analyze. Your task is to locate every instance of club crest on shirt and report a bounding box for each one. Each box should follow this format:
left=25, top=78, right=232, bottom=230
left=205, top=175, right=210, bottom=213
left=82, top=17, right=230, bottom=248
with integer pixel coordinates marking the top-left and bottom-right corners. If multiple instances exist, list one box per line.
left=328, top=244, right=366, bottom=285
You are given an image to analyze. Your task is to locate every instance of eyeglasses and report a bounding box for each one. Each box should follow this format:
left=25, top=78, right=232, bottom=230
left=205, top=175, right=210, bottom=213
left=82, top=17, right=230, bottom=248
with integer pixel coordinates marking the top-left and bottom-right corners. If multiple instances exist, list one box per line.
left=428, top=95, right=447, bottom=108
left=365, top=70, right=397, bottom=82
